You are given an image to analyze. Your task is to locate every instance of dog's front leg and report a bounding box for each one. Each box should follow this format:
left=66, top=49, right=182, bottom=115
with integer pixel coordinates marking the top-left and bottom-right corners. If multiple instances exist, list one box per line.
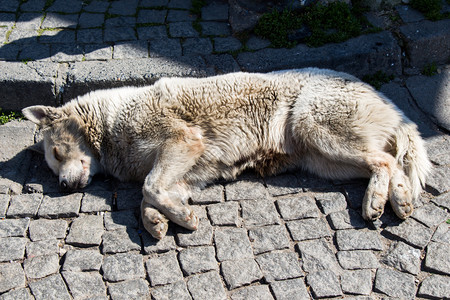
left=142, top=126, right=204, bottom=238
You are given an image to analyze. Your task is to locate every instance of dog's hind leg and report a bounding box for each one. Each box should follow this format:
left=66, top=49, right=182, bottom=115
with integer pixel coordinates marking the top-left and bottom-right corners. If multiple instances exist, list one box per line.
left=141, top=201, right=169, bottom=240
left=388, top=168, right=413, bottom=219
left=142, top=125, right=204, bottom=238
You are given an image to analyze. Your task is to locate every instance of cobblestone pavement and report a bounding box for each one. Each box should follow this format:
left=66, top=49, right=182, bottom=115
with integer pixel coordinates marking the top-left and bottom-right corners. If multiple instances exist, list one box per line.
left=1, top=0, right=450, bottom=299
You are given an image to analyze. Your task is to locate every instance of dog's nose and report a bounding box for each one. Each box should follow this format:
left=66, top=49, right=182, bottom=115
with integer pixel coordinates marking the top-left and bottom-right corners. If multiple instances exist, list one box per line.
left=60, top=179, right=69, bottom=190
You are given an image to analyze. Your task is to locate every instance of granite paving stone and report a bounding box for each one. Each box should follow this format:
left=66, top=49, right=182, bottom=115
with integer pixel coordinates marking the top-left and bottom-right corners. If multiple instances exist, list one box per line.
left=418, top=274, right=450, bottom=299
left=66, top=214, right=104, bottom=246
left=327, top=209, right=366, bottom=230
left=137, top=25, right=168, bottom=39
left=105, top=16, right=136, bottom=28
left=140, top=0, right=169, bottom=7
left=207, top=201, right=239, bottom=226
left=42, top=13, right=78, bottom=29
left=0, top=288, right=33, bottom=300
left=335, top=229, right=383, bottom=251
left=191, top=184, right=224, bottom=204
left=431, top=222, right=450, bottom=244
left=200, top=21, right=231, bottom=36
left=340, top=269, right=372, bottom=295
left=167, top=9, right=196, bottom=22
left=108, top=279, right=150, bottom=300
left=23, top=254, right=59, bottom=279
left=276, top=195, right=320, bottom=220
left=102, top=253, right=145, bottom=282
left=0, top=194, right=8, bottom=217
left=431, top=192, right=450, bottom=210
left=411, top=203, right=448, bottom=227
left=176, top=219, right=213, bottom=247
left=264, top=174, right=302, bottom=196
left=230, top=285, right=274, bottom=300
left=83, top=0, right=109, bottom=13
left=7, top=193, right=42, bottom=217
left=28, top=274, right=71, bottom=300
left=15, top=13, right=42, bottom=30
left=104, top=27, right=136, bottom=42
left=81, top=191, right=113, bottom=213
left=146, top=252, right=183, bottom=286
left=149, top=37, right=182, bottom=57
left=47, top=0, right=82, bottom=13
left=183, top=37, right=213, bottom=56
left=384, top=217, right=434, bottom=248
left=50, top=44, right=84, bottom=62
left=38, top=193, right=81, bottom=218
left=214, top=36, right=242, bottom=52
left=84, top=44, right=113, bottom=60
left=256, top=252, right=303, bottom=282
left=214, top=227, right=253, bottom=261
left=426, top=165, right=450, bottom=194
left=178, top=246, right=218, bottom=275
left=78, top=13, right=105, bottom=28
left=28, top=219, right=67, bottom=241
left=108, top=0, right=138, bottom=15
left=0, top=237, right=27, bottom=262
left=296, top=239, right=341, bottom=275
left=104, top=209, right=139, bottom=231
left=62, top=271, right=106, bottom=300
left=374, top=268, right=416, bottom=299
left=186, top=271, right=227, bottom=300
left=424, top=241, right=450, bottom=275
left=225, top=180, right=267, bottom=201
left=241, top=199, right=280, bottom=226
left=167, top=0, right=191, bottom=9
left=248, top=224, right=290, bottom=255
left=0, top=262, right=26, bottom=293
left=201, top=2, right=229, bottom=21
left=307, top=270, right=343, bottom=298
left=221, top=258, right=263, bottom=289
left=270, top=278, right=310, bottom=300
left=26, top=239, right=61, bottom=257
left=314, top=192, right=347, bottom=214
left=169, top=22, right=199, bottom=38
left=62, top=249, right=103, bottom=272
left=151, top=280, right=191, bottom=300
left=101, top=228, right=141, bottom=254
left=142, top=231, right=177, bottom=254
left=382, top=241, right=421, bottom=275
left=115, top=188, right=142, bottom=210
left=20, top=0, right=46, bottom=12
left=286, top=218, right=331, bottom=241
left=137, top=9, right=167, bottom=24
left=0, top=218, right=29, bottom=237
left=245, top=36, right=270, bottom=51
left=336, top=250, right=379, bottom=270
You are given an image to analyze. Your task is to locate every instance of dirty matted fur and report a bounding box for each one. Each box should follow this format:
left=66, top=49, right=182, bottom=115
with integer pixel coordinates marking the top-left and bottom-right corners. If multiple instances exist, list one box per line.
left=22, top=68, right=431, bottom=239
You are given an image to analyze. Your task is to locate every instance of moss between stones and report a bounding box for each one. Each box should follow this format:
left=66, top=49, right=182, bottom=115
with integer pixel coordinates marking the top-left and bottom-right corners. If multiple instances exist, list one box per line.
left=0, top=109, right=23, bottom=125
left=254, top=1, right=380, bottom=48
left=409, top=0, right=449, bottom=21
left=362, top=71, right=394, bottom=90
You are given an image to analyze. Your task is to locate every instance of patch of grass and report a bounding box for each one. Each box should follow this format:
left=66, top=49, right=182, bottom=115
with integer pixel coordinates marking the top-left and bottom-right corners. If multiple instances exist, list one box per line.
left=362, top=71, right=394, bottom=90
left=191, top=0, right=206, bottom=16
left=409, top=0, right=444, bottom=20
left=422, top=62, right=438, bottom=76
left=447, top=218, right=450, bottom=224
left=0, top=109, right=23, bottom=125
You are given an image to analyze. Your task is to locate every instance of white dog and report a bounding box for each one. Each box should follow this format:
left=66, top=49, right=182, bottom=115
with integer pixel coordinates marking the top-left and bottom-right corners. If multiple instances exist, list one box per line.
left=22, top=68, right=431, bottom=239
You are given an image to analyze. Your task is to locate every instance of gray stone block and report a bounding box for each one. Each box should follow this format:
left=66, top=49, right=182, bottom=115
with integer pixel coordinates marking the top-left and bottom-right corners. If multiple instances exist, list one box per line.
left=62, top=271, right=106, bottom=299
left=28, top=274, right=71, bottom=300
left=412, top=203, right=448, bottom=227
left=83, top=1, right=109, bottom=13
left=336, top=250, right=379, bottom=270
left=248, top=225, right=290, bottom=255
left=115, top=188, right=142, bottom=210
left=207, top=201, right=239, bottom=226
left=396, top=5, right=425, bottom=23
left=256, top=252, right=304, bottom=282
left=418, top=274, right=450, bottom=299
left=384, top=218, right=434, bottom=248
left=286, top=218, right=331, bottom=241
left=237, top=31, right=402, bottom=77
left=336, top=229, right=383, bottom=251
left=104, top=27, right=136, bottom=42
left=176, top=219, right=213, bottom=246
left=178, top=246, right=218, bottom=275
left=7, top=193, right=42, bottom=217
left=23, top=254, right=59, bottom=279
left=0, top=237, right=27, bottom=262
left=169, top=22, right=199, bottom=38
left=374, top=268, right=416, bottom=299
left=191, top=184, right=223, bottom=204
left=186, top=271, right=227, bottom=300
left=149, top=37, right=182, bottom=57
left=113, top=41, right=149, bottom=59
left=66, top=214, right=104, bottom=246
left=200, top=21, right=231, bottom=36
left=168, top=0, right=191, bottom=9
left=167, top=9, right=196, bottom=22
left=202, top=2, right=228, bottom=21
left=50, top=44, right=84, bottom=62
left=276, top=195, right=320, bottom=220
left=105, top=16, right=135, bottom=28
left=109, top=0, right=139, bottom=16
left=327, top=209, right=366, bottom=230
left=315, top=192, right=347, bottom=215
left=18, top=42, right=51, bottom=61
left=297, top=239, right=341, bottom=275
left=62, top=249, right=103, bottom=272
left=140, top=0, right=169, bottom=7
left=382, top=241, right=421, bottom=275
left=230, top=285, right=274, bottom=300
left=426, top=135, right=450, bottom=166
left=307, top=270, right=342, bottom=298
left=38, top=193, right=82, bottom=218
left=78, top=13, right=105, bottom=28
left=214, top=227, right=253, bottom=261
left=102, top=229, right=141, bottom=254
left=102, top=253, right=145, bottom=282
left=137, top=25, right=168, bottom=39
left=0, top=287, right=33, bottom=300
left=0, top=262, right=26, bottom=293
left=0, top=218, right=29, bottom=238
left=432, top=222, right=450, bottom=244
left=137, top=9, right=167, bottom=24
left=400, top=19, right=450, bottom=69
left=204, top=53, right=241, bottom=74
left=26, top=239, right=61, bottom=257
left=221, top=258, right=263, bottom=289
left=47, top=0, right=82, bottom=13
left=241, top=199, right=280, bottom=226
left=183, top=37, right=213, bottom=56
left=42, top=13, right=78, bottom=28
left=29, top=219, right=68, bottom=241
left=146, top=252, right=183, bottom=286
left=270, top=278, right=310, bottom=300
left=427, top=166, right=450, bottom=195
left=151, top=280, right=191, bottom=300
left=214, top=37, right=242, bottom=52
left=81, top=191, right=113, bottom=213
left=341, top=269, right=372, bottom=295
left=142, top=231, right=177, bottom=254
left=265, top=174, right=302, bottom=196
left=246, top=36, right=271, bottom=51
left=108, top=279, right=150, bottom=300
left=38, top=29, right=76, bottom=44
left=0, top=195, right=8, bottom=218
left=425, top=241, right=450, bottom=275
left=104, top=209, right=139, bottom=231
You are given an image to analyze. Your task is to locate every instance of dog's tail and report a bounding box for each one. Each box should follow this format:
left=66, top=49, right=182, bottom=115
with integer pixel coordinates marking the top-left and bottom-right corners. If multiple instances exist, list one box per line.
left=392, top=120, right=431, bottom=199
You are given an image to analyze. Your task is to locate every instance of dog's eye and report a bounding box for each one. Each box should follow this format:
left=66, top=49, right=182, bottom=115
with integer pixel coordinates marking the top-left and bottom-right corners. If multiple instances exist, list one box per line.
left=53, top=147, right=62, bottom=161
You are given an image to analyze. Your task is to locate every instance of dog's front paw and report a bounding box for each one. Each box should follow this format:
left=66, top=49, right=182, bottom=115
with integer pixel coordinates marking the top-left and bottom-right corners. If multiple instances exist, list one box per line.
left=389, top=183, right=414, bottom=219
left=141, top=202, right=169, bottom=240
left=362, top=194, right=386, bottom=221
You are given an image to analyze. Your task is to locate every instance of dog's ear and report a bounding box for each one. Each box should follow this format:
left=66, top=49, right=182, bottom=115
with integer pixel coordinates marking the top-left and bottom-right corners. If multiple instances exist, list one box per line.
left=22, top=105, right=64, bottom=126
left=28, top=140, right=45, bottom=154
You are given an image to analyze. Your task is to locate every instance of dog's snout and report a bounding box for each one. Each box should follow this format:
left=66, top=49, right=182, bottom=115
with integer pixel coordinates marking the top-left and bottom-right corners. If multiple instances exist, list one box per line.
left=60, top=179, right=69, bottom=190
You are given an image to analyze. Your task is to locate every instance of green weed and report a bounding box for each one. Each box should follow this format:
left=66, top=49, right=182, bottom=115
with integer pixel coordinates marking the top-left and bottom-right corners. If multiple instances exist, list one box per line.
left=0, top=109, right=23, bottom=125
left=362, top=71, right=394, bottom=90
left=422, top=62, right=438, bottom=76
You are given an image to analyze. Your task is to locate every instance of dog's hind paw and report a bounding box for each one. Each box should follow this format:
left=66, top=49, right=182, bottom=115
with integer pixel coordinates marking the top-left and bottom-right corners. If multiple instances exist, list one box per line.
left=182, top=209, right=199, bottom=231
left=141, top=202, right=169, bottom=240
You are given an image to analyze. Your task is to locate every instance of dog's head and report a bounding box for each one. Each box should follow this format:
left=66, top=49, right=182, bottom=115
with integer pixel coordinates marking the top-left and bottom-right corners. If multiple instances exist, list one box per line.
left=22, top=105, right=101, bottom=191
